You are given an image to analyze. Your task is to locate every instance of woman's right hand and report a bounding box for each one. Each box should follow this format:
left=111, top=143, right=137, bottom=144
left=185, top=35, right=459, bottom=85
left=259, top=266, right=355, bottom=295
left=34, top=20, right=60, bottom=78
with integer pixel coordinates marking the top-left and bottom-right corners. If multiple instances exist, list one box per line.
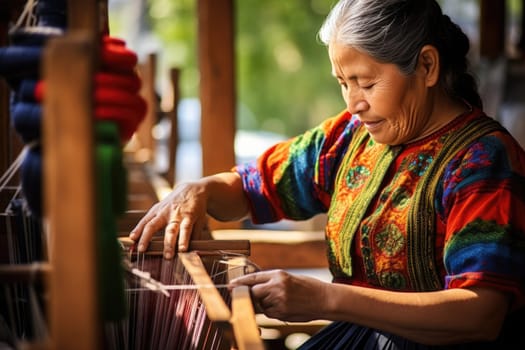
left=129, top=180, right=210, bottom=259
left=128, top=172, right=249, bottom=259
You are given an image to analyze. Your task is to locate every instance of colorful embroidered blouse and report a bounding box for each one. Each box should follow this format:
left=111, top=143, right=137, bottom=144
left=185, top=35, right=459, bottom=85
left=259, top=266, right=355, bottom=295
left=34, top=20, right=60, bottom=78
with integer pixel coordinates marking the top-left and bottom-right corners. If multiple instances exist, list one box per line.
left=234, top=108, right=525, bottom=308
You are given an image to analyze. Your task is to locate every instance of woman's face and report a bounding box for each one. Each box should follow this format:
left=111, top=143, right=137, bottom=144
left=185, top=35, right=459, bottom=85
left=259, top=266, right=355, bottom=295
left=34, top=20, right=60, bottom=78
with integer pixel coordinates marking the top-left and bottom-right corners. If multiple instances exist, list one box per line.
left=328, top=43, right=436, bottom=145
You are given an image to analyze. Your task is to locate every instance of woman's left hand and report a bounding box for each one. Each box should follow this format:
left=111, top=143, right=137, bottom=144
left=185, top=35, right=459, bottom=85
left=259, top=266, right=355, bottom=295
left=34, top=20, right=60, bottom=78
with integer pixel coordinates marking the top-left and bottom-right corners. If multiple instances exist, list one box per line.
left=229, top=270, right=329, bottom=322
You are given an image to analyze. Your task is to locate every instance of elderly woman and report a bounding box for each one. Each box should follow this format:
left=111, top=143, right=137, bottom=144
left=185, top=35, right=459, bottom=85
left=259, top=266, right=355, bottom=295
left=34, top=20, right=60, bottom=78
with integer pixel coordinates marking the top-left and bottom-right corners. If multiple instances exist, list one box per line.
left=130, top=0, right=525, bottom=348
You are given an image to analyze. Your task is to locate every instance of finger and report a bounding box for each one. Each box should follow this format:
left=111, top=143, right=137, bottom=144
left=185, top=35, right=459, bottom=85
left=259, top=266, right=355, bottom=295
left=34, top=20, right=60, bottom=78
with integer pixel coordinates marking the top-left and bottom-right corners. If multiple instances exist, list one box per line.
left=177, top=216, right=194, bottom=252
left=229, top=271, right=271, bottom=287
left=163, top=219, right=180, bottom=259
left=136, top=215, right=167, bottom=252
left=128, top=208, right=158, bottom=240
left=163, top=206, right=182, bottom=258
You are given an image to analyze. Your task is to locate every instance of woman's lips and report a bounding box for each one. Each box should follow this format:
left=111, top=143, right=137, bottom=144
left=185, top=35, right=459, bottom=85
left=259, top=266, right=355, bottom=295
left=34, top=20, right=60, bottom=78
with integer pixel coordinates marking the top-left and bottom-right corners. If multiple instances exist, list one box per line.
left=362, top=119, right=384, bottom=132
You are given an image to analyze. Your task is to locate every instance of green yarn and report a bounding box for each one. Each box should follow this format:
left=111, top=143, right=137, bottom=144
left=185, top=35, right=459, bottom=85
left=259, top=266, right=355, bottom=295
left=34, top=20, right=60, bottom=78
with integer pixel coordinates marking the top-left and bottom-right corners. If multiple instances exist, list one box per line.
left=95, top=121, right=127, bottom=321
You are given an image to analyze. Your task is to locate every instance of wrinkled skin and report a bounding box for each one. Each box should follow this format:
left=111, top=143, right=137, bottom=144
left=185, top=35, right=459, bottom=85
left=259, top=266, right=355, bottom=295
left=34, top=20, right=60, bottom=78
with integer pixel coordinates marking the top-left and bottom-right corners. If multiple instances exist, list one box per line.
left=230, top=270, right=329, bottom=322
left=129, top=181, right=211, bottom=258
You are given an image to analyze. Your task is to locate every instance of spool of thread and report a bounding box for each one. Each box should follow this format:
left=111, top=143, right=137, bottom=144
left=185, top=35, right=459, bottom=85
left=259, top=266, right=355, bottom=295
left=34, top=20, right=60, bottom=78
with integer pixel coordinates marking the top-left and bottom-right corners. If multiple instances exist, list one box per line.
left=95, top=121, right=127, bottom=321
left=96, top=71, right=141, bottom=93
left=16, top=79, right=39, bottom=102
left=36, top=0, right=67, bottom=29
left=0, top=18, right=62, bottom=219
left=0, top=46, right=42, bottom=83
left=95, top=85, right=147, bottom=141
left=95, top=121, right=127, bottom=215
left=20, top=145, right=43, bottom=217
left=2, top=29, right=145, bottom=218
left=11, top=100, right=41, bottom=144
left=101, top=36, right=138, bottom=72
left=9, top=26, right=63, bottom=47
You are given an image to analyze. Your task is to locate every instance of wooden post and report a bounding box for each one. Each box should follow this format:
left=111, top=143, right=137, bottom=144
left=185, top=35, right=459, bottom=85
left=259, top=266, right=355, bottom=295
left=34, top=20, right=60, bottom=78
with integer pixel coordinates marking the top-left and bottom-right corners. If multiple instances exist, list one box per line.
left=518, top=0, right=525, bottom=52
left=43, top=0, right=106, bottom=348
left=231, top=286, right=265, bottom=350
left=43, top=33, right=101, bottom=350
left=480, top=0, right=506, bottom=59
left=135, top=52, right=158, bottom=161
left=167, top=67, right=180, bottom=187
left=198, top=0, right=240, bottom=230
left=198, top=0, right=236, bottom=177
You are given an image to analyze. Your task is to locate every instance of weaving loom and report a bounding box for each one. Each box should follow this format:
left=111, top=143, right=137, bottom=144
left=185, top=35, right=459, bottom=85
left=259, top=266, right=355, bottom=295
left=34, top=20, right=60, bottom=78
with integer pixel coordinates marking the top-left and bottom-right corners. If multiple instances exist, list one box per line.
left=0, top=149, right=48, bottom=349
left=104, top=237, right=262, bottom=350
left=0, top=0, right=266, bottom=348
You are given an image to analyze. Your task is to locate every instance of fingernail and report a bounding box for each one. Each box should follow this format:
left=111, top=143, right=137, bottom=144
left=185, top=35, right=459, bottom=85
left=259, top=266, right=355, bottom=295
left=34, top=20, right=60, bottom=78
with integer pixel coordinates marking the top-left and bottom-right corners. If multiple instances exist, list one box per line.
left=138, top=244, right=145, bottom=252
left=164, top=252, right=172, bottom=259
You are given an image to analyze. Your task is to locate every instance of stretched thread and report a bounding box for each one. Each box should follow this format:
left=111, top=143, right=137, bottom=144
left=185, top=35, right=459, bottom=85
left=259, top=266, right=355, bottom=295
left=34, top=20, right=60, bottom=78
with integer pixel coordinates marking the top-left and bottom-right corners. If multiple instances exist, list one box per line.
left=104, top=252, right=258, bottom=350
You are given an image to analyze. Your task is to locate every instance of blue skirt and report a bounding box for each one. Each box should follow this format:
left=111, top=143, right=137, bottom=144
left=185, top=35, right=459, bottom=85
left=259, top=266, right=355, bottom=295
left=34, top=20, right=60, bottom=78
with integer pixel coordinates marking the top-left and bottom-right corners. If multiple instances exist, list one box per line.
left=296, top=318, right=524, bottom=350
left=297, top=322, right=431, bottom=350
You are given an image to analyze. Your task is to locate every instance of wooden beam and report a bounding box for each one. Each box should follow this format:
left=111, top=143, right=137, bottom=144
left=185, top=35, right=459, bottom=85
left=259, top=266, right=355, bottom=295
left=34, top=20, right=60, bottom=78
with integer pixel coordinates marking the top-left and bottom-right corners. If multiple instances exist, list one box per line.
left=135, top=53, right=158, bottom=161
left=167, top=67, right=180, bottom=187
left=480, top=0, right=506, bottom=59
left=179, top=252, right=232, bottom=323
left=518, top=0, right=525, bottom=52
left=231, top=286, right=265, bottom=350
left=68, top=0, right=102, bottom=36
left=197, top=0, right=240, bottom=230
left=197, top=0, right=236, bottom=177
left=43, top=33, right=101, bottom=350
left=43, top=0, right=108, bottom=348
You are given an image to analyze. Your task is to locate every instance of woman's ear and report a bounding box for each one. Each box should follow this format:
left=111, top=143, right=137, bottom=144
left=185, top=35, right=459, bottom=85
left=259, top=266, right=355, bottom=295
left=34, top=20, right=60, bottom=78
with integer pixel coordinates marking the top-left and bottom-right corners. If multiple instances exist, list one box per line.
left=417, top=45, right=440, bottom=87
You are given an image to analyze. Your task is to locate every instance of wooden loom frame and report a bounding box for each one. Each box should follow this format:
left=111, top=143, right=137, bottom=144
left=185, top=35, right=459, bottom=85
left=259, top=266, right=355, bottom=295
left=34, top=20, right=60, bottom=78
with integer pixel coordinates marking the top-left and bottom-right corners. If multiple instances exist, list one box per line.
left=115, top=237, right=262, bottom=350
left=0, top=0, right=264, bottom=349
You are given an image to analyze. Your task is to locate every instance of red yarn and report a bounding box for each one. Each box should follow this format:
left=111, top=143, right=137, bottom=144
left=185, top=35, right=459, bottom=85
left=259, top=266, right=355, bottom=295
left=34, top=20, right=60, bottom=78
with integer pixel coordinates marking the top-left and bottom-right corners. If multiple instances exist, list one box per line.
left=100, top=35, right=137, bottom=72
left=95, top=71, right=142, bottom=93
left=34, top=80, right=44, bottom=102
left=95, top=85, right=147, bottom=140
left=96, top=107, right=145, bottom=140
left=34, top=36, right=147, bottom=142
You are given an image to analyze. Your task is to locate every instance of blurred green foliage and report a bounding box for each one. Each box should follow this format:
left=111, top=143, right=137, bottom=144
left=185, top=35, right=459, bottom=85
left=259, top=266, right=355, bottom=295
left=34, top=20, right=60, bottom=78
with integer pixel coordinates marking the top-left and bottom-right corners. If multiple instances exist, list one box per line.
left=233, top=0, right=343, bottom=135
left=109, top=0, right=523, bottom=136
left=109, top=0, right=344, bottom=137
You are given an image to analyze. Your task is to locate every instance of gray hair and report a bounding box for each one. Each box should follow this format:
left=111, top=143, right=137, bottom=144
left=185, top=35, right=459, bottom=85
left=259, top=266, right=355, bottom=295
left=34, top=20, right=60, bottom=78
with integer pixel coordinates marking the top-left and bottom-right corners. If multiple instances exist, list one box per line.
left=319, top=0, right=482, bottom=108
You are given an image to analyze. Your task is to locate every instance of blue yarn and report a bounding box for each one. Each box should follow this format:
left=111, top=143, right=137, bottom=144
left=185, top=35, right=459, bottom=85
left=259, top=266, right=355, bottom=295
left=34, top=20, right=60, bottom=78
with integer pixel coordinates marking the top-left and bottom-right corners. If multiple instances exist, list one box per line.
left=11, top=101, right=41, bottom=144
left=16, top=80, right=38, bottom=102
left=0, top=0, right=67, bottom=219
left=36, top=0, right=67, bottom=28
left=0, top=46, right=42, bottom=81
left=21, top=146, right=43, bottom=217
left=9, top=27, right=63, bottom=46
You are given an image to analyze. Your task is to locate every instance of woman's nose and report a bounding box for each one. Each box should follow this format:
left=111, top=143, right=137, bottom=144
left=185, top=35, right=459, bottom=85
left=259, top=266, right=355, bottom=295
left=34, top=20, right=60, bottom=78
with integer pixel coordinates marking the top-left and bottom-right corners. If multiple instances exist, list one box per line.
left=345, top=90, right=368, bottom=115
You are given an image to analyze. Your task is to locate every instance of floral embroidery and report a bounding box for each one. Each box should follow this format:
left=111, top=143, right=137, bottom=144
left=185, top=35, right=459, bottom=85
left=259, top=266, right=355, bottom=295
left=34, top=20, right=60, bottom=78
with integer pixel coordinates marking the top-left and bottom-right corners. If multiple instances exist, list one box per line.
left=375, top=224, right=405, bottom=257
left=378, top=271, right=407, bottom=289
left=346, top=165, right=370, bottom=189
left=407, top=153, right=434, bottom=176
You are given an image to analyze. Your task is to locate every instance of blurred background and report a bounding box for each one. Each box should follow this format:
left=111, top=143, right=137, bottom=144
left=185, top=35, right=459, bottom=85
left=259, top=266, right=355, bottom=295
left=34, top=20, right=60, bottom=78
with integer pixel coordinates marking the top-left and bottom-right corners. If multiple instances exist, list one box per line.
left=107, top=0, right=524, bottom=182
